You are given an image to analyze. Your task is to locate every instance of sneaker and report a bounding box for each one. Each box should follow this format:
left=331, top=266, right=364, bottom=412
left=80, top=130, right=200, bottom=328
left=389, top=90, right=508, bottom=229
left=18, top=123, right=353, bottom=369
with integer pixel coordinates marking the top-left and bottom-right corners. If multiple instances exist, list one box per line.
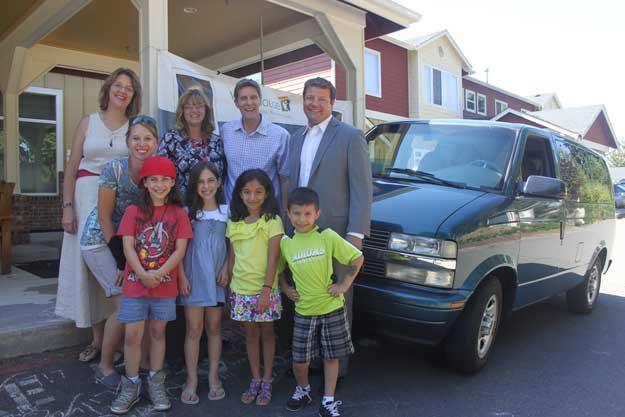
left=148, top=370, right=171, bottom=411
left=110, top=376, right=141, bottom=414
left=286, top=385, right=312, bottom=411
left=319, top=400, right=343, bottom=417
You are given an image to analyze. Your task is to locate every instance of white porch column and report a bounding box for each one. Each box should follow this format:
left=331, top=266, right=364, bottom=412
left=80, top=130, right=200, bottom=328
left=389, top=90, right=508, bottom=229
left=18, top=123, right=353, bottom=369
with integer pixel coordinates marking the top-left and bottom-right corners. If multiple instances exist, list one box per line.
left=312, top=17, right=365, bottom=129
left=0, top=48, right=27, bottom=185
left=131, top=0, right=168, bottom=117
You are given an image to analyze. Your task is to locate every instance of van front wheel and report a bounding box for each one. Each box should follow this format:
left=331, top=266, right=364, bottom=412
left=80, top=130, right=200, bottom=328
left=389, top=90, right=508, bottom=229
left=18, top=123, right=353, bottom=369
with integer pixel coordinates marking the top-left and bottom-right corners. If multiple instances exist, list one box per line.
left=444, top=276, right=502, bottom=373
left=567, top=257, right=602, bottom=314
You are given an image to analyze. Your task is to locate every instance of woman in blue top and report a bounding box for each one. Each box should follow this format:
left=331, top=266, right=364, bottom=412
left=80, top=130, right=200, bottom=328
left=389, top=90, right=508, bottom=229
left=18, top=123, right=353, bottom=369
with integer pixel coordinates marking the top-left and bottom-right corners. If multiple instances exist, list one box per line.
left=80, top=115, right=160, bottom=388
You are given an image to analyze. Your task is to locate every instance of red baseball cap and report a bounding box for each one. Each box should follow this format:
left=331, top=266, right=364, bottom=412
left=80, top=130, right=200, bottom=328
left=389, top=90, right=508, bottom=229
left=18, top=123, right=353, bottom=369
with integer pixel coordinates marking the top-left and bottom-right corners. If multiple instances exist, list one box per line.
left=139, top=156, right=176, bottom=182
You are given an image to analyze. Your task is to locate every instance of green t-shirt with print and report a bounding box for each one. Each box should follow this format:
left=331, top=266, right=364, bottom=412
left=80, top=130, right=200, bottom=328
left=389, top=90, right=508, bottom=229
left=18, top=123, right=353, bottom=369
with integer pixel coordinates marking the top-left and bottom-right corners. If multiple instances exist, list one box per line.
left=280, top=226, right=362, bottom=316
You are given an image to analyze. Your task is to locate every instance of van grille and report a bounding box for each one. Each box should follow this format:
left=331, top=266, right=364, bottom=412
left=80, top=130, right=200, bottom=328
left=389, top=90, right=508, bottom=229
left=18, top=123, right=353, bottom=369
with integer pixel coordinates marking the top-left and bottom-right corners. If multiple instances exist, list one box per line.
left=364, top=229, right=390, bottom=250
left=362, top=258, right=386, bottom=277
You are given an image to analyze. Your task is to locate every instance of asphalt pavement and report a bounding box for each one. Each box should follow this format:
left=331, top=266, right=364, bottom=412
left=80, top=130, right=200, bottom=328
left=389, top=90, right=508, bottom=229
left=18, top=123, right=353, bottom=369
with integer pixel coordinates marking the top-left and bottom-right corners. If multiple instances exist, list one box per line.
left=1, top=223, right=624, bottom=417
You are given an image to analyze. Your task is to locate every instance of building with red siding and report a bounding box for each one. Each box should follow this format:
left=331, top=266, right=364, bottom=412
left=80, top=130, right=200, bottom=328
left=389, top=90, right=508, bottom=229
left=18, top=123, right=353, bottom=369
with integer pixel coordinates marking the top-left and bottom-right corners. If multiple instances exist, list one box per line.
left=264, top=30, right=473, bottom=127
left=462, top=76, right=540, bottom=119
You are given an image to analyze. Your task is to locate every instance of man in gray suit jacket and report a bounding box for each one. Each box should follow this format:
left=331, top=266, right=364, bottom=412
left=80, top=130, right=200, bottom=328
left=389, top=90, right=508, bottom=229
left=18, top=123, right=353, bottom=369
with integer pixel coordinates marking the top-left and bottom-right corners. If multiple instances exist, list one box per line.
left=287, top=77, right=372, bottom=379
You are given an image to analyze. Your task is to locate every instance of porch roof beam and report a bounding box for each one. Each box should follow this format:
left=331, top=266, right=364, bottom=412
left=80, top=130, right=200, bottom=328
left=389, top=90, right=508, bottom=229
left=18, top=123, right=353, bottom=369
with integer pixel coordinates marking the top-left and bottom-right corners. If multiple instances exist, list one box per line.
left=196, top=19, right=321, bottom=73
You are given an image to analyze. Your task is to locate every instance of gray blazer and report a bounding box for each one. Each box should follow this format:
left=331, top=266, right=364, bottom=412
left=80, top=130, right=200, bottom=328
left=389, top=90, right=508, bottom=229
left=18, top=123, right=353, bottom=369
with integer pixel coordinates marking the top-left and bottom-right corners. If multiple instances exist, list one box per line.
left=288, top=117, right=372, bottom=237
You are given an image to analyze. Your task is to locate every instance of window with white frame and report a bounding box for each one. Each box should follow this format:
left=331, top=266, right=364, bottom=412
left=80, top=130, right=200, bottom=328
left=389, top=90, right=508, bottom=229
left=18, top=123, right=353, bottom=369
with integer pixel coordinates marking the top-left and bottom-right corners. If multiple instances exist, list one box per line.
left=477, top=93, right=487, bottom=115
left=422, top=65, right=459, bottom=110
left=364, top=48, right=382, bottom=97
left=0, top=92, right=4, bottom=180
left=465, top=89, right=476, bottom=112
left=18, top=87, right=63, bottom=194
left=495, top=99, right=508, bottom=115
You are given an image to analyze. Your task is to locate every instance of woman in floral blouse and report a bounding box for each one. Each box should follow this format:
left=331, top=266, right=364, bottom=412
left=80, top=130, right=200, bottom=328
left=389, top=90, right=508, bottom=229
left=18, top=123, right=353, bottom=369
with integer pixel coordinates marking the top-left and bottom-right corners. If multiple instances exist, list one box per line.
left=158, top=88, right=226, bottom=200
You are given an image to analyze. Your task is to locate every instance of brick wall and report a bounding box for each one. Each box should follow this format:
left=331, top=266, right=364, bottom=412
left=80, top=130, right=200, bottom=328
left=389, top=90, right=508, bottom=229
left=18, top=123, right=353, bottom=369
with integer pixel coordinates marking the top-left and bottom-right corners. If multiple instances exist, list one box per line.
left=12, top=173, right=64, bottom=243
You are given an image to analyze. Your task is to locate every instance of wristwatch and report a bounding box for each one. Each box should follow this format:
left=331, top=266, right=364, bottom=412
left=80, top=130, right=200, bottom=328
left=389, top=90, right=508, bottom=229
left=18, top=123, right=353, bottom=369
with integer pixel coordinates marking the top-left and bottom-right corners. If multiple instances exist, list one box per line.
left=62, top=201, right=73, bottom=208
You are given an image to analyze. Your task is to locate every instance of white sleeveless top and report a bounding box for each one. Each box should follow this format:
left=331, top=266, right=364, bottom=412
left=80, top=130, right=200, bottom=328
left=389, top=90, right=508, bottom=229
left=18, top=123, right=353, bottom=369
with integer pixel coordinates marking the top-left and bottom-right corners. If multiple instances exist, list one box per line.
left=78, top=113, right=129, bottom=174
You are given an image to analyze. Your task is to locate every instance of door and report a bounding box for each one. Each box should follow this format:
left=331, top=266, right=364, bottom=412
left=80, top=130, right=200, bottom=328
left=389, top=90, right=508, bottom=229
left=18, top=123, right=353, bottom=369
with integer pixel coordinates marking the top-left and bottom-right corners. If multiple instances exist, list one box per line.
left=512, top=133, right=565, bottom=308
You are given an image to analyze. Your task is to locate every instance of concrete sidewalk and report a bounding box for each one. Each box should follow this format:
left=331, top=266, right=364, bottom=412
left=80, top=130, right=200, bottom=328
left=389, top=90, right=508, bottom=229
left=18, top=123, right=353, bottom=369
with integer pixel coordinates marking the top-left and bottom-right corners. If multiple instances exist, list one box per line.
left=0, top=232, right=90, bottom=360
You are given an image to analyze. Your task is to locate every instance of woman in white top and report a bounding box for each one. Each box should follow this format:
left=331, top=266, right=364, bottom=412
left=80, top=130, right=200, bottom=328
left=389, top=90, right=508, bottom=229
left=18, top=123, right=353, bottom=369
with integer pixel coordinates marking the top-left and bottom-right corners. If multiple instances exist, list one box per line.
left=55, top=68, right=142, bottom=362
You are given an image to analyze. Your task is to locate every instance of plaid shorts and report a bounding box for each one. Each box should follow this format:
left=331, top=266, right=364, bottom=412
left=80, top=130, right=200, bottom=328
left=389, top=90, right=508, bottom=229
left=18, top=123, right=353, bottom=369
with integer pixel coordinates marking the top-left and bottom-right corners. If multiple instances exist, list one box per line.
left=292, top=307, right=354, bottom=363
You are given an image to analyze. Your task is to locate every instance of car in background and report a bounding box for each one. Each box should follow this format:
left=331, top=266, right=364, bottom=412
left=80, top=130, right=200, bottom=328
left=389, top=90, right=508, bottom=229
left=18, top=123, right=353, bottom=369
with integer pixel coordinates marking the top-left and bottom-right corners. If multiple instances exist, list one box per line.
left=614, top=182, right=625, bottom=208
left=356, top=119, right=615, bottom=373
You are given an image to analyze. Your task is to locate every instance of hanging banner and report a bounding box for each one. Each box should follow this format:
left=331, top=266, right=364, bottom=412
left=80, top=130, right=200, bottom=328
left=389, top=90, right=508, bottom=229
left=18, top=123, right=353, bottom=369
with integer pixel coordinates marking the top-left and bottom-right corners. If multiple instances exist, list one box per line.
left=157, top=50, right=352, bottom=135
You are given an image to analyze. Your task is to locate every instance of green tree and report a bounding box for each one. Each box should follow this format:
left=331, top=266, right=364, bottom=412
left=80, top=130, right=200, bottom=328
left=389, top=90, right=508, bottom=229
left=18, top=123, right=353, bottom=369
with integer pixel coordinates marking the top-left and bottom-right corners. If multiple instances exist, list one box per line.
left=608, top=147, right=625, bottom=167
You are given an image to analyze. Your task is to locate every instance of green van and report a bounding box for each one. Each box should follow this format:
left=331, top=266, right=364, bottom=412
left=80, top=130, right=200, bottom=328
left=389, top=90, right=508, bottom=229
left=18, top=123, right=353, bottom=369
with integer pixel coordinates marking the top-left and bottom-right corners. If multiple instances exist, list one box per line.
left=356, top=119, right=615, bottom=373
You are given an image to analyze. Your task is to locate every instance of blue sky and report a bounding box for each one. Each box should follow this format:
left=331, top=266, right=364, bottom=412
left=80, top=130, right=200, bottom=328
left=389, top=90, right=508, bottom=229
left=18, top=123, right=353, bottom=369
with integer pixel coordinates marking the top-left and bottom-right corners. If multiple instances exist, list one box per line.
left=391, top=0, right=624, bottom=143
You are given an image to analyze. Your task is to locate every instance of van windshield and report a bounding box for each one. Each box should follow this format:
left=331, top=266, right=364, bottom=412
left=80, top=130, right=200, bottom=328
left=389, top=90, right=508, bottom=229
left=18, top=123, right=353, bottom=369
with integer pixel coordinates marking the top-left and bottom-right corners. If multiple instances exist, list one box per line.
left=368, top=123, right=518, bottom=190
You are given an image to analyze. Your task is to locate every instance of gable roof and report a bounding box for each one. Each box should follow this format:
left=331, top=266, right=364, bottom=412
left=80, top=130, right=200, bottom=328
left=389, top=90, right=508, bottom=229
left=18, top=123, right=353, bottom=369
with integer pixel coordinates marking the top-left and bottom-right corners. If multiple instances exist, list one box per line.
left=493, top=106, right=619, bottom=149
left=527, top=92, right=562, bottom=109
left=531, top=106, right=604, bottom=137
left=384, top=29, right=473, bottom=73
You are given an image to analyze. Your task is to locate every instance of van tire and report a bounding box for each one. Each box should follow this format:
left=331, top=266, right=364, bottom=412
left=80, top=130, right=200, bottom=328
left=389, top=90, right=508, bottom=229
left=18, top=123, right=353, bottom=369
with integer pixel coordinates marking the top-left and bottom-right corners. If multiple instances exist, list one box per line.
left=567, top=257, right=602, bottom=314
left=443, top=276, right=502, bottom=373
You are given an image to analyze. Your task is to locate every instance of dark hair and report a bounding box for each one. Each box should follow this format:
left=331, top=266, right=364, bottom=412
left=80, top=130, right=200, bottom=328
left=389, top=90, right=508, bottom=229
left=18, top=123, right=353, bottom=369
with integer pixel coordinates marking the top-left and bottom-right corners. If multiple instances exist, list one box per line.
left=99, top=68, right=142, bottom=118
left=233, top=78, right=262, bottom=102
left=303, top=77, right=336, bottom=102
left=186, top=161, right=225, bottom=221
left=135, top=178, right=183, bottom=221
left=287, top=187, right=319, bottom=210
left=175, top=88, right=215, bottom=139
left=229, top=169, right=279, bottom=222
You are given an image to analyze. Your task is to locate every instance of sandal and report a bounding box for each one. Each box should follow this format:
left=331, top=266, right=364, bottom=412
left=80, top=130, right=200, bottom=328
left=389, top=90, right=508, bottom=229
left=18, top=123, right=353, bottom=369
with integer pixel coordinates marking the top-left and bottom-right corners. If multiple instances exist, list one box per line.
left=208, top=382, right=226, bottom=401
left=78, top=344, right=100, bottom=362
left=180, top=384, right=200, bottom=405
left=255, top=380, right=272, bottom=406
left=241, top=379, right=261, bottom=404
left=90, top=364, right=121, bottom=390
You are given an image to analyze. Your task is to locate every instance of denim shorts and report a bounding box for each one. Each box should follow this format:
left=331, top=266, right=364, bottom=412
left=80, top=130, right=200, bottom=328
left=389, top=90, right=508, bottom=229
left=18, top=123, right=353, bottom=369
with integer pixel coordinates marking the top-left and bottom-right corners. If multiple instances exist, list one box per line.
left=118, top=296, right=176, bottom=323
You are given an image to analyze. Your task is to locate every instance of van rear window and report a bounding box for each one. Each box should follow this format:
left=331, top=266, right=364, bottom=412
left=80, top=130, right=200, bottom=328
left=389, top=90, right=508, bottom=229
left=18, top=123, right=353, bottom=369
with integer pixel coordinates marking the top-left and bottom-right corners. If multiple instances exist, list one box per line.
left=368, top=123, right=517, bottom=190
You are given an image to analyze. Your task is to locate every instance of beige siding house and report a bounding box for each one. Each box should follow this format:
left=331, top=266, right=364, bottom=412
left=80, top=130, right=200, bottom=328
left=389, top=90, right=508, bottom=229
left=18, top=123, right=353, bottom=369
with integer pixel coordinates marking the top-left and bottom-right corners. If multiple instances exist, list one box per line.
left=403, top=31, right=473, bottom=119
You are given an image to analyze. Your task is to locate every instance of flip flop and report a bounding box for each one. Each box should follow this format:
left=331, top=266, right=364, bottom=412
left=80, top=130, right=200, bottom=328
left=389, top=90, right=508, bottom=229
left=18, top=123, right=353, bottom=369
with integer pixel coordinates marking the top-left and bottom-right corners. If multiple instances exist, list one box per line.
left=208, top=383, right=226, bottom=401
left=78, top=345, right=100, bottom=362
left=180, top=384, right=200, bottom=405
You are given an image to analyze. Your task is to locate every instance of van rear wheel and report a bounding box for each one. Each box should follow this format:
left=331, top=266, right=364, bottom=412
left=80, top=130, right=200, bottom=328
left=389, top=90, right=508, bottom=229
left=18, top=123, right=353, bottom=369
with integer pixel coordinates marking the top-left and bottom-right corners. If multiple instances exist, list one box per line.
left=567, top=257, right=602, bottom=314
left=443, top=276, right=502, bottom=373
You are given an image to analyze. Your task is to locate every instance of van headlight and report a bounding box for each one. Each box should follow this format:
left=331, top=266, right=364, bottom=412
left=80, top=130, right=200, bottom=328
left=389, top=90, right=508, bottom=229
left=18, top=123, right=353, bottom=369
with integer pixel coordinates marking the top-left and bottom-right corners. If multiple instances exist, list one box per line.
left=386, top=264, right=454, bottom=288
left=388, top=233, right=457, bottom=258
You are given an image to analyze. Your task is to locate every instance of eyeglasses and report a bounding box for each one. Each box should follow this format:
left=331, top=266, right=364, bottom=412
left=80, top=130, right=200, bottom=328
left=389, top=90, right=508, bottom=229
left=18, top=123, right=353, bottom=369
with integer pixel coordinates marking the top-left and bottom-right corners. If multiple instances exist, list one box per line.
left=130, top=115, right=157, bottom=128
left=112, top=82, right=134, bottom=94
left=183, top=104, right=205, bottom=111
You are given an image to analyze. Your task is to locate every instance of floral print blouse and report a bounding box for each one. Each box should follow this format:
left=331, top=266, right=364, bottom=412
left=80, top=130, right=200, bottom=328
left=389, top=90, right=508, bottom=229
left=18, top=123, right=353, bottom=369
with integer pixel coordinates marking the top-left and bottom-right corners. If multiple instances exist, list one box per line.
left=158, top=129, right=226, bottom=198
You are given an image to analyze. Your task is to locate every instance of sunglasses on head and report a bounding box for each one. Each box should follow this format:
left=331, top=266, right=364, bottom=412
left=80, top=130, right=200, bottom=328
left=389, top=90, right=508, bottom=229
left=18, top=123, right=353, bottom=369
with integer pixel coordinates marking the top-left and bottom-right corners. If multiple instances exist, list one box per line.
left=130, top=115, right=157, bottom=128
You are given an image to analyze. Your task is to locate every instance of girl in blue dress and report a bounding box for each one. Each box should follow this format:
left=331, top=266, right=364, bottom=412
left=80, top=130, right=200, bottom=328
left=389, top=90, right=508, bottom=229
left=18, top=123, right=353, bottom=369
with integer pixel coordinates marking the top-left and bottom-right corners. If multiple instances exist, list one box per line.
left=178, top=161, right=229, bottom=404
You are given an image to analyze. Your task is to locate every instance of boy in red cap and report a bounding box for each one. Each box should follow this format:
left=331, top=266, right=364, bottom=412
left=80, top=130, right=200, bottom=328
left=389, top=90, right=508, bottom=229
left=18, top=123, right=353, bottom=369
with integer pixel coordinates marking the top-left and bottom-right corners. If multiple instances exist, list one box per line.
left=111, top=156, right=193, bottom=414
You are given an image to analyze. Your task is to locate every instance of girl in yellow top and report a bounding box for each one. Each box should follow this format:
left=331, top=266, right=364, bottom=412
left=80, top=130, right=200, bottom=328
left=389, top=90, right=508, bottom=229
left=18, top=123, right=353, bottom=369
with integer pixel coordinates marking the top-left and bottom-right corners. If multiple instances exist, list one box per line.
left=225, top=169, right=283, bottom=406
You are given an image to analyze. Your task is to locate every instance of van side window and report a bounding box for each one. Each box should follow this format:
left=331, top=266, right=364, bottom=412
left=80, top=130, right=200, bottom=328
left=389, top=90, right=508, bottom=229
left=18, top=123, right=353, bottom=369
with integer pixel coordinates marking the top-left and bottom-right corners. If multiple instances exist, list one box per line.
left=583, top=152, right=612, bottom=203
left=554, top=139, right=611, bottom=203
left=520, top=135, right=556, bottom=182
left=554, top=139, right=585, bottom=201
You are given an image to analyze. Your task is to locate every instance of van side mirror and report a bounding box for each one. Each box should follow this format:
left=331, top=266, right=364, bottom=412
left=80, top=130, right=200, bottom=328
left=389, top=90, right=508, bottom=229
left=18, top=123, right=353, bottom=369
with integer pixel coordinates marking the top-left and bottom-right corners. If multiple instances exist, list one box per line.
left=520, top=175, right=566, bottom=199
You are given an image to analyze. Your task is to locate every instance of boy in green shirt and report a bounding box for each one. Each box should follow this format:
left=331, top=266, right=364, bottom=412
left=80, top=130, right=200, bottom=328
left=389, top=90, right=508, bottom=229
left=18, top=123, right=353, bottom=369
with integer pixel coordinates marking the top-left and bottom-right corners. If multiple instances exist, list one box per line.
left=280, top=187, right=363, bottom=417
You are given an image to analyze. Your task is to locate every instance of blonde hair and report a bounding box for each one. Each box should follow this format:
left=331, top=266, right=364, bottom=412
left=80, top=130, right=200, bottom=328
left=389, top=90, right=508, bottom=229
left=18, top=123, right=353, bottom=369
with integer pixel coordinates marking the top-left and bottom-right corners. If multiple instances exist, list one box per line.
left=174, top=88, right=215, bottom=138
left=99, top=68, right=142, bottom=118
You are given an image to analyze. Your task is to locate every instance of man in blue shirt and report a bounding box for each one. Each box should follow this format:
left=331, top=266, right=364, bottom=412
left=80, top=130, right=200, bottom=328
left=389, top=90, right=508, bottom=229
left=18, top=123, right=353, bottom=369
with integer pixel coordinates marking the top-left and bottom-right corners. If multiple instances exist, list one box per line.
left=221, top=79, right=290, bottom=208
